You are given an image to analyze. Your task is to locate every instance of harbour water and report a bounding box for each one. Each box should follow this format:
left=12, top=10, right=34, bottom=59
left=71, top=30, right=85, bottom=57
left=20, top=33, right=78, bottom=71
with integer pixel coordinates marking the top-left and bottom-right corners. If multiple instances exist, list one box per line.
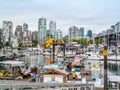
left=0, top=49, right=120, bottom=90
left=18, top=50, right=120, bottom=79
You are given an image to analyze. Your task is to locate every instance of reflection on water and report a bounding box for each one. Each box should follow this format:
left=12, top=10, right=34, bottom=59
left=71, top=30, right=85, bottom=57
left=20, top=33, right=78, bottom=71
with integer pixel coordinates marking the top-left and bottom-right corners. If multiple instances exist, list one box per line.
left=84, top=59, right=120, bottom=80
left=108, top=62, right=120, bottom=75
left=19, top=51, right=45, bottom=69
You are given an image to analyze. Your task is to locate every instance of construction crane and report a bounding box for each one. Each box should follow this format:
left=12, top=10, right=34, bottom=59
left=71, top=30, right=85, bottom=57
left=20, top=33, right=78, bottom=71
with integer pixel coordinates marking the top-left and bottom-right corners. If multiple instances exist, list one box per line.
left=45, top=38, right=65, bottom=48
left=45, top=38, right=54, bottom=48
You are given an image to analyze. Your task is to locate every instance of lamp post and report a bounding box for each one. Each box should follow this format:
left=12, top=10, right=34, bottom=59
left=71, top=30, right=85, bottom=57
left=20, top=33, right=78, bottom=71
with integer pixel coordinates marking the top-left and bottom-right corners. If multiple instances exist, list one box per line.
left=53, top=44, right=65, bottom=63
left=103, top=46, right=108, bottom=90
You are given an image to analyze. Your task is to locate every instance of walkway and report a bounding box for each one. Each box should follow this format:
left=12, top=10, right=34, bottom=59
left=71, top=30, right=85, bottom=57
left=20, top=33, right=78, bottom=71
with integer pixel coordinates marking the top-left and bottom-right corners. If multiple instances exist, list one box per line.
left=0, top=80, right=95, bottom=90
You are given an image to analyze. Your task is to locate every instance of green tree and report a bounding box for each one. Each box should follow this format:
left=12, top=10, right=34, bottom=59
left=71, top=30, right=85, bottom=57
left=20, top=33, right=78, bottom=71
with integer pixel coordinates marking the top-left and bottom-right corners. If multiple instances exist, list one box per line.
left=88, top=39, right=93, bottom=44
left=5, top=42, right=9, bottom=47
left=63, top=39, right=67, bottom=44
left=18, top=43, right=22, bottom=47
left=0, top=42, right=3, bottom=49
left=99, top=38, right=104, bottom=44
left=32, top=40, right=38, bottom=47
left=95, top=39, right=99, bottom=45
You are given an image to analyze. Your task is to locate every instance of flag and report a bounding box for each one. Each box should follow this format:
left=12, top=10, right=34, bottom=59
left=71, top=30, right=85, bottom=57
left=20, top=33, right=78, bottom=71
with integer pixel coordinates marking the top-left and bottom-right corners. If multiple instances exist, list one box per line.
left=72, top=56, right=80, bottom=65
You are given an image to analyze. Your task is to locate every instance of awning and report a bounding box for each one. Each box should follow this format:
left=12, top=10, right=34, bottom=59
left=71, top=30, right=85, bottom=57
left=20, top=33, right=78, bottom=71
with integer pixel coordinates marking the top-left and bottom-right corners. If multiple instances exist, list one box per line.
left=91, top=66, right=100, bottom=71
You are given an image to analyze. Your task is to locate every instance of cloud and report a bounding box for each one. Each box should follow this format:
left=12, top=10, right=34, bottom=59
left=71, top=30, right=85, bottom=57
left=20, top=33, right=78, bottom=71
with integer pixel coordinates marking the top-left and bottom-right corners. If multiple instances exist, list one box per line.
left=0, top=0, right=120, bottom=36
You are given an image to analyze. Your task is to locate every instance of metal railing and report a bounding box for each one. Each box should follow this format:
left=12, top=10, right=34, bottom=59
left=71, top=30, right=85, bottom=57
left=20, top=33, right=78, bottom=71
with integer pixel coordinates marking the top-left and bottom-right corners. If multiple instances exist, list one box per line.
left=0, top=80, right=95, bottom=90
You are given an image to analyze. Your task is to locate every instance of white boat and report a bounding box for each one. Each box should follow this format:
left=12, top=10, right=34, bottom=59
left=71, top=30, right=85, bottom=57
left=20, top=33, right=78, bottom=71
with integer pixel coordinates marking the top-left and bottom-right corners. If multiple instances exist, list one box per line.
left=86, top=51, right=103, bottom=60
left=57, top=53, right=63, bottom=57
left=43, top=49, right=50, bottom=56
left=65, top=51, right=74, bottom=57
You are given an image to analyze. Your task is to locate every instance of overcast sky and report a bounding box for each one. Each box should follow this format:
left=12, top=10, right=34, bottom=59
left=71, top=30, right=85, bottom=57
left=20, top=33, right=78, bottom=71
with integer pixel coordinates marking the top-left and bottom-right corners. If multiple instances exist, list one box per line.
left=0, top=0, right=120, bottom=36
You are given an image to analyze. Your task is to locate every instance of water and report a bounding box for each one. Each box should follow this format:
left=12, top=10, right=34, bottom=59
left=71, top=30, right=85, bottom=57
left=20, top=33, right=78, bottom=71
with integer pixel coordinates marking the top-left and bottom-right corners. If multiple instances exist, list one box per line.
left=18, top=50, right=46, bottom=69
left=17, top=50, right=120, bottom=85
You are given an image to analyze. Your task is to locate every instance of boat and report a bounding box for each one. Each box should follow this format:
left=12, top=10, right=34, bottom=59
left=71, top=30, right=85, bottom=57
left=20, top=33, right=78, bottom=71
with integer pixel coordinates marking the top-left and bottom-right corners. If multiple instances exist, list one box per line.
left=0, top=56, right=6, bottom=61
left=85, top=51, right=103, bottom=60
left=83, top=70, right=91, bottom=75
left=0, top=60, right=25, bottom=79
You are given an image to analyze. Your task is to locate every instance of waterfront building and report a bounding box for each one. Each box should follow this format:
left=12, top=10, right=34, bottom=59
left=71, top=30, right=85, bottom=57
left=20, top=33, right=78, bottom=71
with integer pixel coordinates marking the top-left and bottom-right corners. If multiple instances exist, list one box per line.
left=68, top=26, right=79, bottom=42
left=95, top=22, right=120, bottom=47
left=55, top=29, right=62, bottom=40
left=32, top=31, right=38, bottom=41
left=79, top=27, right=84, bottom=37
left=38, top=17, right=47, bottom=45
left=2, top=21, right=13, bottom=45
left=49, top=21, right=56, bottom=38
left=87, top=30, right=92, bottom=38
left=14, top=25, right=23, bottom=42
left=23, top=23, right=28, bottom=31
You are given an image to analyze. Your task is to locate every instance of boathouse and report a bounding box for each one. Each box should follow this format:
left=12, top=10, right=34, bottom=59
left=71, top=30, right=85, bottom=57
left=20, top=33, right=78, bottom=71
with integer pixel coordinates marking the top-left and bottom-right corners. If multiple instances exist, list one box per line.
left=40, top=69, right=69, bottom=83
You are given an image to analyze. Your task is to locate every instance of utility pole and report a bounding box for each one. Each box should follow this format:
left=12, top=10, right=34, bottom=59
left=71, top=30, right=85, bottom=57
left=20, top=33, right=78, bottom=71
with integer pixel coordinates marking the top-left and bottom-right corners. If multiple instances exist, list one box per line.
left=103, top=46, right=108, bottom=90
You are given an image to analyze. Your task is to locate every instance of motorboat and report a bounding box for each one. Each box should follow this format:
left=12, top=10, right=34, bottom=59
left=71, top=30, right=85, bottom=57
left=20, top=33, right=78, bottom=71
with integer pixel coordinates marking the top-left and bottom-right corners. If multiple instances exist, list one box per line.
left=85, top=51, right=103, bottom=60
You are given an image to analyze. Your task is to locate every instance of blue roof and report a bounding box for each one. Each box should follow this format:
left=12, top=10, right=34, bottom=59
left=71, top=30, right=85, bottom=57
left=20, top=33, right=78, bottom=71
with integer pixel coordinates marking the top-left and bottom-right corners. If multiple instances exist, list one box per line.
left=33, top=74, right=42, bottom=78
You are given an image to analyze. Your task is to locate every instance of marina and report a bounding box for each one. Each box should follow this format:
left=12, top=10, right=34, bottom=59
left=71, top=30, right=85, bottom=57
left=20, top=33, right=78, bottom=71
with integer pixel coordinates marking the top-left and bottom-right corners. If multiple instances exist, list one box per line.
left=0, top=47, right=120, bottom=90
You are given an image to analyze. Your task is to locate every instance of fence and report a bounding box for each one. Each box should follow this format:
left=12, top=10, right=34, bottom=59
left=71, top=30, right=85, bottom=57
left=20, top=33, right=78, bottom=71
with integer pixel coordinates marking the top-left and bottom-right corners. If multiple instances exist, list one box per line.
left=0, top=80, right=95, bottom=90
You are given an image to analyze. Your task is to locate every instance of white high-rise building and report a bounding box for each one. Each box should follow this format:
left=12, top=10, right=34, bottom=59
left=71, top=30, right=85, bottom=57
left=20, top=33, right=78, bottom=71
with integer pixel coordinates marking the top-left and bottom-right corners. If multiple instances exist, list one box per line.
left=68, top=26, right=79, bottom=41
left=79, top=27, right=84, bottom=37
left=49, top=21, right=56, bottom=38
left=38, top=17, right=47, bottom=45
left=55, top=29, right=62, bottom=40
left=2, top=21, right=13, bottom=44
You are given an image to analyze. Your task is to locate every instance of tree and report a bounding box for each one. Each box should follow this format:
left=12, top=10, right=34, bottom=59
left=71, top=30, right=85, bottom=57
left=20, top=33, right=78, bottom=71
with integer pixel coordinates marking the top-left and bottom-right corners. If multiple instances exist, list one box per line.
left=18, top=43, right=22, bottom=47
left=99, top=38, right=104, bottom=44
left=95, top=39, right=99, bottom=45
left=32, top=40, right=38, bottom=47
left=0, top=42, right=3, bottom=49
left=63, top=39, right=67, bottom=44
left=88, top=39, right=93, bottom=44
left=5, top=42, right=9, bottom=47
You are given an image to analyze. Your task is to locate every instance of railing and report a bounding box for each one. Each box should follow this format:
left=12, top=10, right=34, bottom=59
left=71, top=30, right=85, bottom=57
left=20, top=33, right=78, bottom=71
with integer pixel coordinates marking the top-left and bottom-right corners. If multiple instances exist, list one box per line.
left=0, top=80, right=95, bottom=90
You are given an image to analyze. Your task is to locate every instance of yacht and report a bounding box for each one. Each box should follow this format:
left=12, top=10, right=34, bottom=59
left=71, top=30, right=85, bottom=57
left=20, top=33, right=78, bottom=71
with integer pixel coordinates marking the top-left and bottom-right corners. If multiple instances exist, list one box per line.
left=85, top=51, right=103, bottom=60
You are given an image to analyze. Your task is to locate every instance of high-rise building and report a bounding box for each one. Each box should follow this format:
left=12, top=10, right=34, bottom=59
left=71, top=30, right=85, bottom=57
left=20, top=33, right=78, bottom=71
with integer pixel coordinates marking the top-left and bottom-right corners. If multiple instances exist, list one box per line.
left=32, top=31, right=38, bottom=41
left=68, top=26, right=79, bottom=41
left=2, top=21, right=13, bottom=44
left=63, top=35, right=68, bottom=42
left=87, top=30, right=92, bottom=38
left=79, top=27, right=84, bottom=37
left=0, top=28, right=2, bottom=43
left=38, top=17, right=47, bottom=45
left=115, top=22, right=120, bottom=33
left=14, top=25, right=22, bottom=41
left=49, top=21, right=56, bottom=38
left=55, top=29, right=62, bottom=40
left=23, top=23, right=28, bottom=31
left=23, top=30, right=31, bottom=41
left=46, top=30, right=51, bottom=38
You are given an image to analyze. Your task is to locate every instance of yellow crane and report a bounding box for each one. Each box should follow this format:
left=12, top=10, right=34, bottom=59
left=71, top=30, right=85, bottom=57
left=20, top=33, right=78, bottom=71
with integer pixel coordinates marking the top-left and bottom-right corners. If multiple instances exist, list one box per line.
left=45, top=38, right=64, bottom=48
left=45, top=38, right=54, bottom=48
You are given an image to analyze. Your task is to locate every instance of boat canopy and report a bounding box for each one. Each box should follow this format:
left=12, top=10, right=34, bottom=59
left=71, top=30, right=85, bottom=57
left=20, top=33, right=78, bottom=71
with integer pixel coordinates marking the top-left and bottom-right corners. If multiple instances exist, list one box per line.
left=91, top=66, right=100, bottom=71
left=0, top=61, right=24, bottom=67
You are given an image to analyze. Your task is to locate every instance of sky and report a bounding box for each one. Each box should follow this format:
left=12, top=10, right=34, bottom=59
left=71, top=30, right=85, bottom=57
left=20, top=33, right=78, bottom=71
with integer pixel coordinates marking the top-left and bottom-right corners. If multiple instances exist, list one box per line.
left=0, top=0, right=120, bottom=36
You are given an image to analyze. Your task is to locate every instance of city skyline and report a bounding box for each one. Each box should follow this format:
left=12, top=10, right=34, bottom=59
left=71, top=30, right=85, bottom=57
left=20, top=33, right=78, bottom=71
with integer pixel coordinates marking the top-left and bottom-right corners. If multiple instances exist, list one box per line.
left=0, top=0, right=120, bottom=36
